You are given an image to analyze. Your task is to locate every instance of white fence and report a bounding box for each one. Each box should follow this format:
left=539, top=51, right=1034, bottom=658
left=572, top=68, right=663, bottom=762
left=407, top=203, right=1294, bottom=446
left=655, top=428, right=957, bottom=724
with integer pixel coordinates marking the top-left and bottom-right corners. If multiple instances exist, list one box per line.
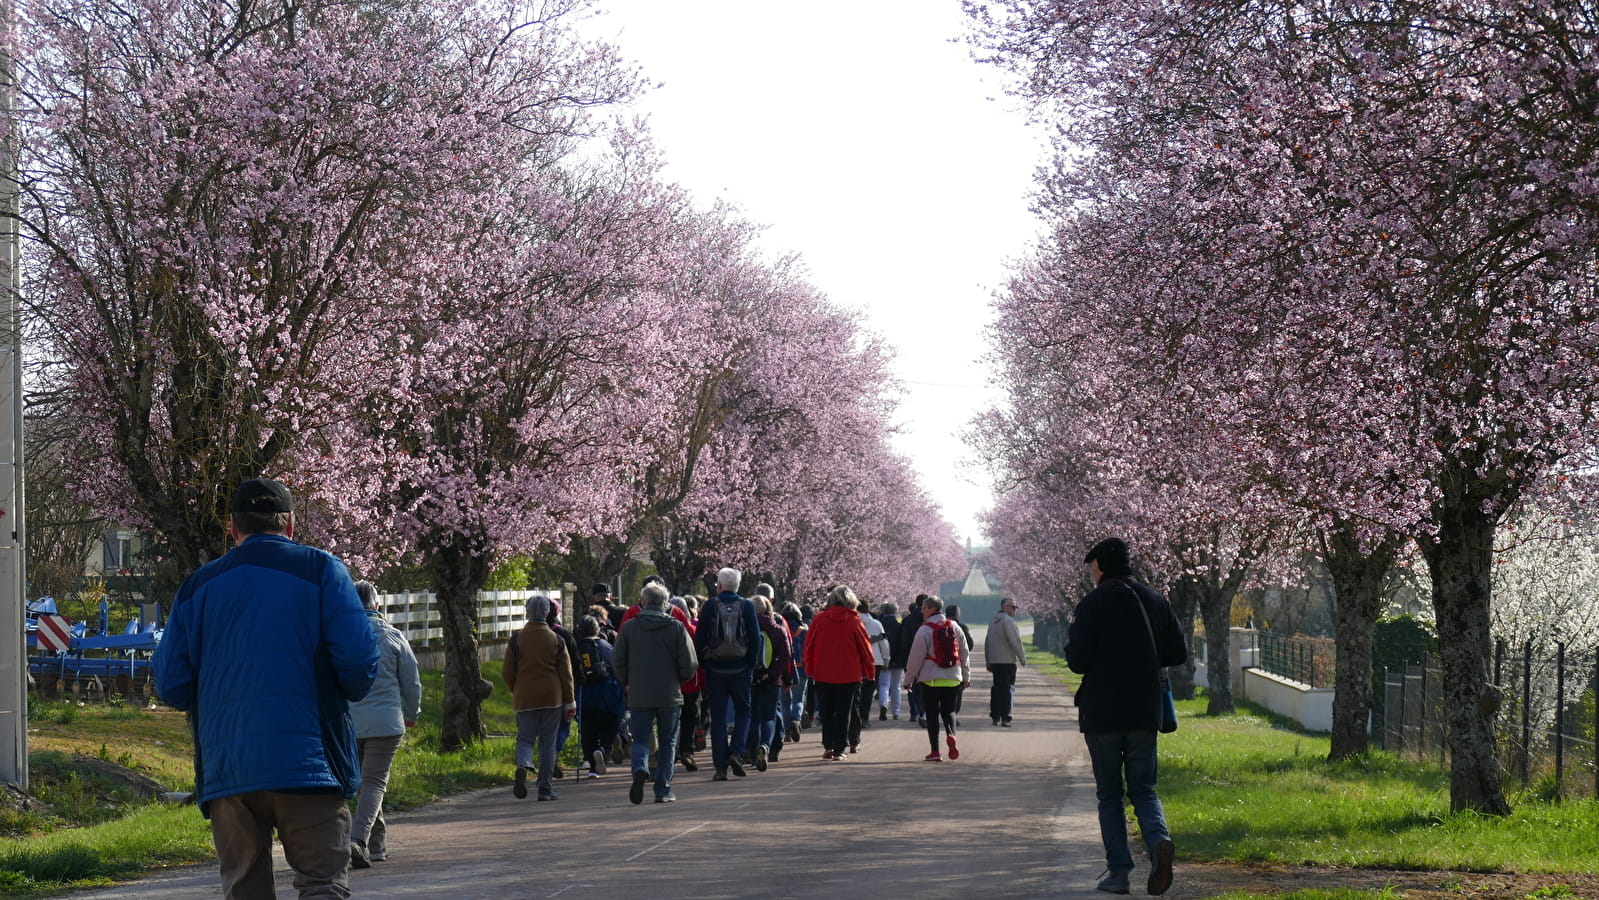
left=378, top=588, right=563, bottom=646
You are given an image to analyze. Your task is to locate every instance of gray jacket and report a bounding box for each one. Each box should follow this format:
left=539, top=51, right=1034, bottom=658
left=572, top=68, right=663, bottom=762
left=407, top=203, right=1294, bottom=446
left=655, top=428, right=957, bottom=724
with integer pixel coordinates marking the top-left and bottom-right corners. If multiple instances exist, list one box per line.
left=614, top=607, right=697, bottom=709
left=984, top=611, right=1027, bottom=667
left=350, top=611, right=423, bottom=739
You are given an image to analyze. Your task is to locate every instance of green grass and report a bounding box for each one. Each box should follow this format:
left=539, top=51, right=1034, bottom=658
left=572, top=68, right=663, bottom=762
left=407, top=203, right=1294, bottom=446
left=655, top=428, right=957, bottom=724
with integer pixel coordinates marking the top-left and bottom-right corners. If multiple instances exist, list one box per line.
left=1025, top=636, right=1599, bottom=874
left=1208, top=892, right=1403, bottom=900
left=3, top=659, right=574, bottom=895
left=0, top=805, right=213, bottom=894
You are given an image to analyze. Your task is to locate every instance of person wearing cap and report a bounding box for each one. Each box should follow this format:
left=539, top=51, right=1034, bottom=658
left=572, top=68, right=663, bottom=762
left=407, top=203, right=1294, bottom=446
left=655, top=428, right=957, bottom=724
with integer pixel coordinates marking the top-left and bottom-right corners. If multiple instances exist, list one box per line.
left=985, top=597, right=1027, bottom=727
left=154, top=477, right=378, bottom=899
left=592, top=582, right=623, bottom=632
left=1066, top=538, right=1187, bottom=896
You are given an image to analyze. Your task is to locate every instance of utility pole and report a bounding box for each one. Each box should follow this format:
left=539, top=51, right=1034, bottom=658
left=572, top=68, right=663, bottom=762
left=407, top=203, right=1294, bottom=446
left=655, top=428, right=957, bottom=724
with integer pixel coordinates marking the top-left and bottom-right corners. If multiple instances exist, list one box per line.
left=0, top=0, right=27, bottom=791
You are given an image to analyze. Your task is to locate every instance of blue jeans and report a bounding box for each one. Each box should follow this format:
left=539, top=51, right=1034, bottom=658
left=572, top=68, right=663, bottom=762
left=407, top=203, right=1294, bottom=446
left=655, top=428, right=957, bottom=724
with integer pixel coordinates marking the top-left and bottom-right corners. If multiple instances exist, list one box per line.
left=555, top=684, right=578, bottom=761
left=748, top=681, right=780, bottom=753
left=877, top=666, right=904, bottom=716
left=629, top=706, right=681, bottom=798
left=703, top=668, right=753, bottom=771
left=1084, top=731, right=1169, bottom=875
left=783, top=677, right=806, bottom=725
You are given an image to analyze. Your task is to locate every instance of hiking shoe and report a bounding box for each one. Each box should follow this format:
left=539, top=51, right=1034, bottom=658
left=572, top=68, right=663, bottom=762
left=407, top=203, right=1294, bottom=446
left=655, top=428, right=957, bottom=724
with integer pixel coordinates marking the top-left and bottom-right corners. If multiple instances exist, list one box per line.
left=755, top=746, right=768, bottom=772
left=946, top=735, right=960, bottom=760
left=1147, top=839, right=1174, bottom=896
left=512, top=766, right=528, bottom=799
left=537, top=788, right=558, bottom=801
left=655, top=792, right=676, bottom=803
left=923, top=750, right=942, bottom=762
left=591, top=749, right=607, bottom=776
left=678, top=754, right=698, bottom=772
left=629, top=770, right=647, bottom=805
left=728, top=757, right=746, bottom=777
left=1096, top=871, right=1130, bottom=894
left=712, top=769, right=728, bottom=781
left=786, top=720, right=801, bottom=743
left=349, top=841, right=371, bottom=870
left=880, top=708, right=888, bottom=721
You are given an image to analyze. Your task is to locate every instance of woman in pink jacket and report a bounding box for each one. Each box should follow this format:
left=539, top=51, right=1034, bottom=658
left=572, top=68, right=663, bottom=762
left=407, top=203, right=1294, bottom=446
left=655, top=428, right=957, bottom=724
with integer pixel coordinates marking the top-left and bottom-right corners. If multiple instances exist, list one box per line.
left=905, top=595, right=972, bottom=761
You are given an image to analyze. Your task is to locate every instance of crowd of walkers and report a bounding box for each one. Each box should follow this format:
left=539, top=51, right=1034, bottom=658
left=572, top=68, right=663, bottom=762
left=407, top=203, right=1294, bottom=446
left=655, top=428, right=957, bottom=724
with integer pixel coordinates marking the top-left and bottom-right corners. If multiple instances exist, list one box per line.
left=500, top=568, right=1031, bottom=808
left=153, top=477, right=1185, bottom=899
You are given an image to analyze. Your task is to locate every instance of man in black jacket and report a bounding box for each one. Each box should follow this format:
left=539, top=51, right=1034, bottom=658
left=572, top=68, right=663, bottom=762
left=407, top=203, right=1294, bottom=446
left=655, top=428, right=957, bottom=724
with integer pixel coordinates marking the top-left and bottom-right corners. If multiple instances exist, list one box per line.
left=876, top=602, right=904, bottom=720
left=1065, top=538, right=1186, bottom=897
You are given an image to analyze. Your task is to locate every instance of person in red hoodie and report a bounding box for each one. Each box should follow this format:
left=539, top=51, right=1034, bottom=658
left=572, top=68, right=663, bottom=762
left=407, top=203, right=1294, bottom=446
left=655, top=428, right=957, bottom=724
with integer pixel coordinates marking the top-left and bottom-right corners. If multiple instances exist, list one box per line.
left=801, top=584, right=877, bottom=760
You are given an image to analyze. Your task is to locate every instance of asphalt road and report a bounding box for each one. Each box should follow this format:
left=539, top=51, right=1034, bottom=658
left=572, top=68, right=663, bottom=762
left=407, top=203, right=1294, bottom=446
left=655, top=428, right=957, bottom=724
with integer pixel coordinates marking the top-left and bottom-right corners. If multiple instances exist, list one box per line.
left=69, top=625, right=1155, bottom=899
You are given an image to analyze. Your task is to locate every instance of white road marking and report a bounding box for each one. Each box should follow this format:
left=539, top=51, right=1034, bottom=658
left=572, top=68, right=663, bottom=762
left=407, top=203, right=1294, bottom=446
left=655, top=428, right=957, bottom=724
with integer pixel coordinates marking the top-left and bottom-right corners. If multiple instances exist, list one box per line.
left=624, top=822, right=710, bottom=862
left=736, top=770, right=819, bottom=808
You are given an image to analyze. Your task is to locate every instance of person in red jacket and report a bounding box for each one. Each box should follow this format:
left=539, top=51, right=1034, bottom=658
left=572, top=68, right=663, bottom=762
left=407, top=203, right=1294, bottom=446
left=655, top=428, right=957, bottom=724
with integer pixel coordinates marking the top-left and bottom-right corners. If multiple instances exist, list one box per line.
left=801, top=584, right=876, bottom=760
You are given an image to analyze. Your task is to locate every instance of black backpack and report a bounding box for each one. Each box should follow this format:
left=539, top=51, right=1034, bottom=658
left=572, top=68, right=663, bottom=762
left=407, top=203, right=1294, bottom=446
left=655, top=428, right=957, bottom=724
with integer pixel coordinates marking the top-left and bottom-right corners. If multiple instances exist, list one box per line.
left=577, top=637, right=612, bottom=686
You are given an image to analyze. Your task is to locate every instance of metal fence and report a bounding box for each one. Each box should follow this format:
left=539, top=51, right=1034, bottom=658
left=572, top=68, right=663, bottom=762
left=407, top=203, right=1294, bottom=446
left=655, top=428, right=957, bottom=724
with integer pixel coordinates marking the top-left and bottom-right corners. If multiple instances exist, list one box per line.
left=1378, top=642, right=1598, bottom=800
left=1247, top=631, right=1337, bottom=689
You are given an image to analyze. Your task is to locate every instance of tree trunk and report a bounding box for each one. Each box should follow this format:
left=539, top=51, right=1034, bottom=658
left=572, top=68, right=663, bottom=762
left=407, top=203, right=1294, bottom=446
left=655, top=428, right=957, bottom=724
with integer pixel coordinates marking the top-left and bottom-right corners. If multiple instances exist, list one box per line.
left=567, top=535, right=630, bottom=604
left=1199, top=580, right=1235, bottom=714
left=1167, top=577, right=1200, bottom=700
left=1322, top=526, right=1400, bottom=760
left=429, top=540, right=494, bottom=753
left=1417, top=494, right=1511, bottom=815
left=649, top=519, right=711, bottom=596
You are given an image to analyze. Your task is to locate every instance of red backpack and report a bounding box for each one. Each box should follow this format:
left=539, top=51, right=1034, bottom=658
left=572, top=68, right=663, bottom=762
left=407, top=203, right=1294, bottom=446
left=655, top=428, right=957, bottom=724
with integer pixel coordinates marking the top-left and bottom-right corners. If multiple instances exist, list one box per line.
left=926, top=620, right=960, bottom=669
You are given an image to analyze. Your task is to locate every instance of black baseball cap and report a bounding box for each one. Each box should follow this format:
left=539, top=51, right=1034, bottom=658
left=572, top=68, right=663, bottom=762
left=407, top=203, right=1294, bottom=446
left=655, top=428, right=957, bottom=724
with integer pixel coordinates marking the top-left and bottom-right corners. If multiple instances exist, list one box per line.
left=232, top=478, right=294, bottom=514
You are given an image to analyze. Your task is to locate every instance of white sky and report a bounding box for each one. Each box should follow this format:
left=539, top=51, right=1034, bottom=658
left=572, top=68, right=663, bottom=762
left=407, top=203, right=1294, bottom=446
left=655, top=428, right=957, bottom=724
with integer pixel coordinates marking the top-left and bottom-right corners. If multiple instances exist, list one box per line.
left=578, top=1, right=1045, bottom=546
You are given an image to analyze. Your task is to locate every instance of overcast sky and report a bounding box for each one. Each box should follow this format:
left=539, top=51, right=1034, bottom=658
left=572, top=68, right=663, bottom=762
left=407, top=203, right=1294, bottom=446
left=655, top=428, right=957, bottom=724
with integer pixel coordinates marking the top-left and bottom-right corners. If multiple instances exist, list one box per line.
left=578, top=1, right=1045, bottom=546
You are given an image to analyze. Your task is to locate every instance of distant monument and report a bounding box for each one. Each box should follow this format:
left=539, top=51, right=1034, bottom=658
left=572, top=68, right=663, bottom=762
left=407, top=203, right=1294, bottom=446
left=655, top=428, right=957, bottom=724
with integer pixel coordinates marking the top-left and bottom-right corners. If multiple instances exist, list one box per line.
left=961, top=564, right=994, bottom=597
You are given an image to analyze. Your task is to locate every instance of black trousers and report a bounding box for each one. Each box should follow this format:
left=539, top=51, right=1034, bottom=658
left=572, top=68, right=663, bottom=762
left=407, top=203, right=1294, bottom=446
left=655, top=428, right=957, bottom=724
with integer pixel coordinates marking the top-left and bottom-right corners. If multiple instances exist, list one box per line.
left=847, top=677, right=875, bottom=745
left=921, top=684, right=960, bottom=750
left=989, top=663, right=1018, bottom=721
left=815, top=681, right=856, bottom=755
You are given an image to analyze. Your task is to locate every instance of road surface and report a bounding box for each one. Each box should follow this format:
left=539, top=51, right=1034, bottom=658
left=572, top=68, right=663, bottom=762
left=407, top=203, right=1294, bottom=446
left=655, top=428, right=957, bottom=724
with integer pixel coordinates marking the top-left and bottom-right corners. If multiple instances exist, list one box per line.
left=71, top=624, right=1175, bottom=899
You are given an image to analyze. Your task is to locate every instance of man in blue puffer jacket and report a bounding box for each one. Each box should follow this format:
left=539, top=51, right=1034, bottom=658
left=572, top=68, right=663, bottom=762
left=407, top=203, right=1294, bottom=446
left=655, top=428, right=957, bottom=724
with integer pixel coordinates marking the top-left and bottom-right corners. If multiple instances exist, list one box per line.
left=155, top=478, right=378, bottom=899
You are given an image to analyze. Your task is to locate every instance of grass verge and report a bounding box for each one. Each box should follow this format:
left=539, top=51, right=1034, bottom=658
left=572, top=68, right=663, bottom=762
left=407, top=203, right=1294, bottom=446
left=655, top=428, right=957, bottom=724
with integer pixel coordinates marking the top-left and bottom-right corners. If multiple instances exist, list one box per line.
left=1024, top=636, right=1599, bottom=875
left=3, top=659, right=575, bottom=896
